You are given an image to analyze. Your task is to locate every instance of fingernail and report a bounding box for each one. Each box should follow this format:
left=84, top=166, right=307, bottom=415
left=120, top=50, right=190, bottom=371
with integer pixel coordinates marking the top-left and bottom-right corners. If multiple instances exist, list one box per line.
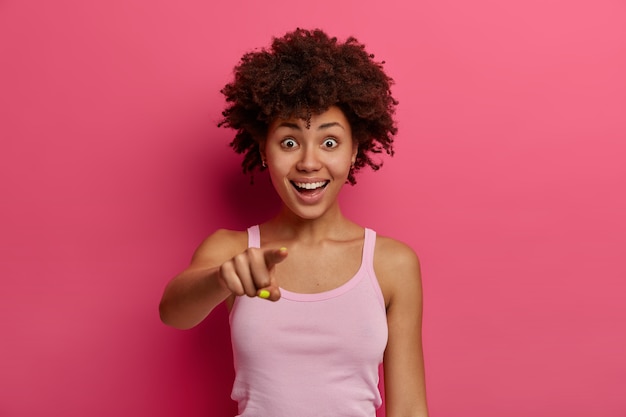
left=258, top=289, right=270, bottom=299
left=279, top=247, right=287, bottom=252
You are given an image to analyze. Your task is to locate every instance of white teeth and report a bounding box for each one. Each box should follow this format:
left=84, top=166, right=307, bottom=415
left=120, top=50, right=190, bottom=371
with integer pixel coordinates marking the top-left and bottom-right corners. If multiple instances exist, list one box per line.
left=294, top=181, right=327, bottom=190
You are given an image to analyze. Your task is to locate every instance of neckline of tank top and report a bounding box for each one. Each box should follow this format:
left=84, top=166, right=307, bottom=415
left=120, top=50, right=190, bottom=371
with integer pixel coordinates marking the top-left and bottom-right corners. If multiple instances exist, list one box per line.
left=251, top=226, right=373, bottom=302
left=276, top=233, right=370, bottom=302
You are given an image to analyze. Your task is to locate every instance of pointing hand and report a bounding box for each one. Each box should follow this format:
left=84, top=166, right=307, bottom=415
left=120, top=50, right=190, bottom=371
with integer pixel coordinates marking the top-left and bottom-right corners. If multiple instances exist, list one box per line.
left=218, top=247, right=288, bottom=301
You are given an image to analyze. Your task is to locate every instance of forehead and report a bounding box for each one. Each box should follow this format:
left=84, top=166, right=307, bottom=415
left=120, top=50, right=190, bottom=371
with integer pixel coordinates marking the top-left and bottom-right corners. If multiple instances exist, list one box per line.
left=269, top=106, right=351, bottom=132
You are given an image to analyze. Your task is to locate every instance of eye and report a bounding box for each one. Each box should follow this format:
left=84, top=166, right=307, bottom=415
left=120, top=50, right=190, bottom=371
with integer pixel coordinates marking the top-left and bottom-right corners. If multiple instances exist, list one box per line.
left=322, top=138, right=338, bottom=149
left=280, top=138, right=298, bottom=149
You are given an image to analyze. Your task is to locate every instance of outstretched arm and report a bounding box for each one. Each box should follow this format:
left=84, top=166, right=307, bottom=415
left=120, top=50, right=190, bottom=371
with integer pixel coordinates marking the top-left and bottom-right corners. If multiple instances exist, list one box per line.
left=159, top=229, right=286, bottom=329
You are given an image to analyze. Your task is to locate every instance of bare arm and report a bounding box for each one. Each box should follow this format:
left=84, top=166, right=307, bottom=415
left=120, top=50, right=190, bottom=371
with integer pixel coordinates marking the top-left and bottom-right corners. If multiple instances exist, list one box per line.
left=159, top=229, right=286, bottom=330
left=375, top=238, right=429, bottom=417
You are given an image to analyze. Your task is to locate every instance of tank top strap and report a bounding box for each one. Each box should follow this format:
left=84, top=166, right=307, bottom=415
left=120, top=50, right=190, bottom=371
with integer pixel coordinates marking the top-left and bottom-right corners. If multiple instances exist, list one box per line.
left=363, top=228, right=386, bottom=310
left=362, top=228, right=376, bottom=271
left=247, top=225, right=260, bottom=248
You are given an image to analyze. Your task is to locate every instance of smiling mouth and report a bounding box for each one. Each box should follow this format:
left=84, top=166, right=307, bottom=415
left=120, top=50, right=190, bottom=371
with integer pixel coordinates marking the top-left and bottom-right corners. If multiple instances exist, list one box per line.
left=290, top=181, right=329, bottom=193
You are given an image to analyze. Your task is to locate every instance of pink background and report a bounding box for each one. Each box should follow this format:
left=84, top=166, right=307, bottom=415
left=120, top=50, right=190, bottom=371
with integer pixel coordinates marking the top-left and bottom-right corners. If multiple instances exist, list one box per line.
left=1, top=0, right=625, bottom=416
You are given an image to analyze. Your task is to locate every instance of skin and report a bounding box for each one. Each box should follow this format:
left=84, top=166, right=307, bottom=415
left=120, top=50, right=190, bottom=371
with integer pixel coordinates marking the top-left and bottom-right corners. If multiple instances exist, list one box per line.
left=159, top=106, right=428, bottom=416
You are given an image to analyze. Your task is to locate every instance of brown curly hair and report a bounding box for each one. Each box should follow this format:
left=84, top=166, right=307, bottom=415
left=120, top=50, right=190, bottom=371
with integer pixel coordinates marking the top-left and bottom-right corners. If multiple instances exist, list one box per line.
left=218, top=28, right=398, bottom=184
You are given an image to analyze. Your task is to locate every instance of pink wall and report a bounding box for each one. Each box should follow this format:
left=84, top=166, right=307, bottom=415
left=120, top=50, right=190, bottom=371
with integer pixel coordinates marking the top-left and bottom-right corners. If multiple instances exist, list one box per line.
left=1, top=0, right=625, bottom=416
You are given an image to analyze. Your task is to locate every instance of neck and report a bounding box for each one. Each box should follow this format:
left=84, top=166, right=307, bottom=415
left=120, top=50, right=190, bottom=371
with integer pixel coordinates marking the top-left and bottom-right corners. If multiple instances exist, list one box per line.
left=266, top=203, right=356, bottom=242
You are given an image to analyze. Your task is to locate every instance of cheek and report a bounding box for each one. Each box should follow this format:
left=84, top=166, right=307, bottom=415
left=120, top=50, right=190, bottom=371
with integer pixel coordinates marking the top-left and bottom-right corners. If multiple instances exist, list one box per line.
left=331, top=153, right=354, bottom=172
left=266, top=155, right=291, bottom=175
left=266, top=164, right=290, bottom=192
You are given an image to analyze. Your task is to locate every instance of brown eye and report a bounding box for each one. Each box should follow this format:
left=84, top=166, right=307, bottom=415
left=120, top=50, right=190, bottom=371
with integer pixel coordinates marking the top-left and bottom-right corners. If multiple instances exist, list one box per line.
left=323, top=138, right=338, bottom=148
left=281, top=138, right=298, bottom=149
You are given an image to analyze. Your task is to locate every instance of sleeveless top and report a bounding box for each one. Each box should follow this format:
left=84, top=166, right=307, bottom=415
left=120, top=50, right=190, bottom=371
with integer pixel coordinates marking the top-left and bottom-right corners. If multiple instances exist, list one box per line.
left=228, top=225, right=388, bottom=417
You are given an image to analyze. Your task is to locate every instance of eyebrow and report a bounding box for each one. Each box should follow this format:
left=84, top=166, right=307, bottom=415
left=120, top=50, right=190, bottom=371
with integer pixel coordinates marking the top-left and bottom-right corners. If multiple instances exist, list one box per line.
left=274, top=121, right=345, bottom=132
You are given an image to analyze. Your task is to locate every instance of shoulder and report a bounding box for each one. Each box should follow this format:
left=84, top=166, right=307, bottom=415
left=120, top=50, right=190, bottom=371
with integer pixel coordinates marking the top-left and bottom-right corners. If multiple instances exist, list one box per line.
left=190, top=228, right=249, bottom=266
left=373, top=234, right=422, bottom=307
left=374, top=234, right=421, bottom=278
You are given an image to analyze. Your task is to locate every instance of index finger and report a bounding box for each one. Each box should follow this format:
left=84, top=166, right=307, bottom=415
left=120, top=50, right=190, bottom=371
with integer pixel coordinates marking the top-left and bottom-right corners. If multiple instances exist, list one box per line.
left=253, top=247, right=287, bottom=302
left=264, top=246, right=288, bottom=268
left=248, top=247, right=287, bottom=289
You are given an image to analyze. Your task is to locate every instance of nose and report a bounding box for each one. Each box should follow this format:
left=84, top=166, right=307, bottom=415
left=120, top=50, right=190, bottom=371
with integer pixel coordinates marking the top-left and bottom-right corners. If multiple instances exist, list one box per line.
left=296, top=146, right=322, bottom=172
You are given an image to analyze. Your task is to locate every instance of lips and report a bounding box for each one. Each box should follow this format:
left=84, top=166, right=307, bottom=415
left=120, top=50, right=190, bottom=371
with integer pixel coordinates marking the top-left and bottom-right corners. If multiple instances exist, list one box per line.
left=291, top=181, right=329, bottom=191
left=289, top=180, right=329, bottom=203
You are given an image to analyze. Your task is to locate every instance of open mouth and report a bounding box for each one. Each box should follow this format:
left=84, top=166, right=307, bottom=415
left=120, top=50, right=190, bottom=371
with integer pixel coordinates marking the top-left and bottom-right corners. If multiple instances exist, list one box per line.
left=290, top=180, right=329, bottom=194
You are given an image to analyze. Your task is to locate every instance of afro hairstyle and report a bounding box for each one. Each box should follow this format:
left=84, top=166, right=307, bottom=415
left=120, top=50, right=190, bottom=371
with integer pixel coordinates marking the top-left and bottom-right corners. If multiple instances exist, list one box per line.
left=218, top=28, right=398, bottom=184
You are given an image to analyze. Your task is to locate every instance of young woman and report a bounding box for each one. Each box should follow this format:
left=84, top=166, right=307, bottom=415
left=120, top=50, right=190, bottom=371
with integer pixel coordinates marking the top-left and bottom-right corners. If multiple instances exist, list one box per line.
left=159, top=28, right=428, bottom=417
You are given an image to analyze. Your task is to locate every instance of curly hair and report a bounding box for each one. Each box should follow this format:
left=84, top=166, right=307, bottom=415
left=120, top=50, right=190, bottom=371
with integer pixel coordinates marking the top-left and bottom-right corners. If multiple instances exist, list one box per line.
left=218, top=28, right=398, bottom=184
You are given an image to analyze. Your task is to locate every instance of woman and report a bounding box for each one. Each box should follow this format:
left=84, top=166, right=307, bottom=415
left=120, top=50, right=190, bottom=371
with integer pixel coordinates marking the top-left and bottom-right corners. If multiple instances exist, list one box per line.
left=159, top=28, right=428, bottom=417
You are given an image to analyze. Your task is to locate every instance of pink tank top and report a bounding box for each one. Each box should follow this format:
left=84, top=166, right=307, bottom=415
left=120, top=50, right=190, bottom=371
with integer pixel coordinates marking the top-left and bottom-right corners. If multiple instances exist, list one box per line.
left=229, top=225, right=388, bottom=417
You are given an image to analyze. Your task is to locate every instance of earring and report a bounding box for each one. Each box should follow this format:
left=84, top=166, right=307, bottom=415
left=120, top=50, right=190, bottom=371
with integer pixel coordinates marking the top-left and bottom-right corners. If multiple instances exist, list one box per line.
left=262, top=159, right=267, bottom=168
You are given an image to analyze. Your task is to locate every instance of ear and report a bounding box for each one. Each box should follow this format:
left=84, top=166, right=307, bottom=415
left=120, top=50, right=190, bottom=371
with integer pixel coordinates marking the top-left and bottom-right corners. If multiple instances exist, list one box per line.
left=351, top=142, right=358, bottom=165
left=259, top=140, right=267, bottom=161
